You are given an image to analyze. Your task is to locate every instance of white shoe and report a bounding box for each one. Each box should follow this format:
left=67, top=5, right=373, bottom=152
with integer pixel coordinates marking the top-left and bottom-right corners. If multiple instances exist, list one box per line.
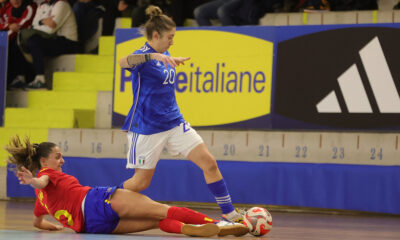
left=26, top=75, right=47, bottom=90
left=217, top=220, right=249, bottom=237
left=8, top=75, right=26, bottom=89
left=221, top=208, right=246, bottom=223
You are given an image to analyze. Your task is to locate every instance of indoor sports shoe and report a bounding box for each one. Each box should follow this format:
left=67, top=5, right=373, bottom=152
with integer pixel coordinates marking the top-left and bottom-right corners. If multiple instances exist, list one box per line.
left=216, top=220, right=249, bottom=237
left=181, top=223, right=220, bottom=237
left=8, top=75, right=26, bottom=90
left=26, top=75, right=47, bottom=90
left=221, top=208, right=246, bottom=223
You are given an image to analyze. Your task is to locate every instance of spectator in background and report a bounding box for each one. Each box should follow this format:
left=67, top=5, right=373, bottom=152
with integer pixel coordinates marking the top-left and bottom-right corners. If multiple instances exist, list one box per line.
left=18, top=0, right=80, bottom=89
left=118, top=0, right=168, bottom=27
left=99, top=0, right=137, bottom=35
left=72, top=0, right=105, bottom=51
left=120, top=0, right=211, bottom=27
left=303, top=0, right=330, bottom=11
left=0, top=0, right=8, bottom=23
left=0, top=0, right=36, bottom=90
left=194, top=0, right=281, bottom=26
left=166, top=0, right=210, bottom=26
left=395, top=0, right=400, bottom=9
left=99, top=0, right=120, bottom=35
left=331, top=0, right=378, bottom=10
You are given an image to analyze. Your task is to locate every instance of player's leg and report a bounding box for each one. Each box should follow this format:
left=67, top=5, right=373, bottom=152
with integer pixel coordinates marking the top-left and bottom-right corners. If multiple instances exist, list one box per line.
left=110, top=190, right=242, bottom=237
left=187, top=143, right=242, bottom=222
left=122, top=168, right=155, bottom=192
left=113, top=218, right=220, bottom=237
left=122, top=131, right=167, bottom=192
left=111, top=188, right=169, bottom=219
left=167, top=123, right=242, bottom=222
left=112, top=219, right=159, bottom=233
left=111, top=189, right=216, bottom=224
left=187, top=142, right=222, bottom=182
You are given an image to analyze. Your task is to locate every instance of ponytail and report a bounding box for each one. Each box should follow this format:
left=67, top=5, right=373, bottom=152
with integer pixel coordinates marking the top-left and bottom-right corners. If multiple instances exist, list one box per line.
left=4, top=136, right=56, bottom=173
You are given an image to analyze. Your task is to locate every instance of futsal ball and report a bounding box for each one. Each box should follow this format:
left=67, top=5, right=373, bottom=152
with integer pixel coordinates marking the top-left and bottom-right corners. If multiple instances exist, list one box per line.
left=243, top=207, right=272, bottom=236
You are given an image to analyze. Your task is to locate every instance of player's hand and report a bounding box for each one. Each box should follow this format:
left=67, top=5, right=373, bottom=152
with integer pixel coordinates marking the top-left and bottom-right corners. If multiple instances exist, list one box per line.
left=9, top=23, right=20, bottom=32
left=53, top=225, right=64, bottom=231
left=173, top=57, right=190, bottom=66
left=151, top=53, right=177, bottom=68
left=17, top=166, right=33, bottom=185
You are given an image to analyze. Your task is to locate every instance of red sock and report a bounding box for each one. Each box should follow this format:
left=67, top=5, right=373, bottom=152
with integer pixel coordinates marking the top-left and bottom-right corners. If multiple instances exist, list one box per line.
left=167, top=206, right=217, bottom=224
left=158, top=219, right=183, bottom=234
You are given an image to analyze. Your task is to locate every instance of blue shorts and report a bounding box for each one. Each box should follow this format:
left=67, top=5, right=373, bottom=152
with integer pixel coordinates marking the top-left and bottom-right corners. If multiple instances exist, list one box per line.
left=84, top=186, right=120, bottom=233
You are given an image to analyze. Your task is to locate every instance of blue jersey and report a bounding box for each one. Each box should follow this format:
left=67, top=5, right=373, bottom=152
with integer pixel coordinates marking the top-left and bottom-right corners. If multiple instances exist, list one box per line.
left=122, top=42, right=185, bottom=134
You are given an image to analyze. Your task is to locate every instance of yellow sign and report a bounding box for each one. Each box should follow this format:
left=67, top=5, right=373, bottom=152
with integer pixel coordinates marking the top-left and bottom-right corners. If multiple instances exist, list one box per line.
left=114, top=29, right=273, bottom=126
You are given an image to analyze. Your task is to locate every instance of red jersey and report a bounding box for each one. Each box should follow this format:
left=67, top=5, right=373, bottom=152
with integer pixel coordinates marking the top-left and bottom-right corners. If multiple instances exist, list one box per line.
left=0, top=2, right=36, bottom=39
left=34, top=168, right=91, bottom=232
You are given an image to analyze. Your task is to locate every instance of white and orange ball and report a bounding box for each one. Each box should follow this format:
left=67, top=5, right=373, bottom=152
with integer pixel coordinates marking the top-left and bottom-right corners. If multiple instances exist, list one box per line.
left=243, top=207, right=272, bottom=236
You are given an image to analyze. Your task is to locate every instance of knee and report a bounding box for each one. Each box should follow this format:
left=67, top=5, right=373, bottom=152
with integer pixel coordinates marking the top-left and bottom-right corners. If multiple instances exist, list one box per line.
left=135, top=179, right=151, bottom=192
left=27, top=36, right=41, bottom=50
left=217, top=7, right=228, bottom=19
left=202, top=156, right=219, bottom=174
left=193, top=5, right=206, bottom=19
left=124, top=175, right=152, bottom=192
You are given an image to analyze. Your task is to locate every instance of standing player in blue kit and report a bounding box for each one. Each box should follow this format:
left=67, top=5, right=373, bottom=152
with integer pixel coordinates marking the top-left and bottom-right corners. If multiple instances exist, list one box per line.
left=118, top=5, right=243, bottom=223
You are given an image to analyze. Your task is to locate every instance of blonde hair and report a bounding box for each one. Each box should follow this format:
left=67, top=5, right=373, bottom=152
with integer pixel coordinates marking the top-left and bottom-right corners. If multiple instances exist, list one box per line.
left=141, top=5, right=176, bottom=40
left=4, top=135, right=56, bottom=173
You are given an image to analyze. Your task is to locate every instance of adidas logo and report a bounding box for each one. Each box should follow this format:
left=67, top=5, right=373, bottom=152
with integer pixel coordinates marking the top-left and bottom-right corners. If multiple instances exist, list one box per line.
left=316, top=37, right=400, bottom=113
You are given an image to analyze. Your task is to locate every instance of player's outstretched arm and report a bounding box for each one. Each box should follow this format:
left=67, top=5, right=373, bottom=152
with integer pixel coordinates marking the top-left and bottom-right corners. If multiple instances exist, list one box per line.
left=17, top=166, right=49, bottom=189
left=33, top=215, right=63, bottom=231
left=172, top=57, right=190, bottom=66
left=119, top=53, right=178, bottom=69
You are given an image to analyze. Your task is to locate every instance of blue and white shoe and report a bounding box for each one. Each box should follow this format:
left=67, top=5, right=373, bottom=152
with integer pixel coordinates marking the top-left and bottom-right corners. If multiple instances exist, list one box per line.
left=216, top=220, right=249, bottom=237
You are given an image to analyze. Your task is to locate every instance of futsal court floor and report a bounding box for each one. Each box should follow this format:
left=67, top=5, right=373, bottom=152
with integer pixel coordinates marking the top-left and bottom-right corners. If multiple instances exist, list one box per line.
left=0, top=200, right=399, bottom=240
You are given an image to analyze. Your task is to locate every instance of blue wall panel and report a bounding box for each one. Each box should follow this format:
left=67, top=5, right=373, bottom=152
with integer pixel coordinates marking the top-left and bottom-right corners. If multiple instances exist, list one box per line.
left=7, top=158, right=400, bottom=214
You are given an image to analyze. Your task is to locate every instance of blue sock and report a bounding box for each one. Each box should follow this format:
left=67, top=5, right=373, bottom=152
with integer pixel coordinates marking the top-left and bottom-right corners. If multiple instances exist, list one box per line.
left=207, top=179, right=235, bottom=214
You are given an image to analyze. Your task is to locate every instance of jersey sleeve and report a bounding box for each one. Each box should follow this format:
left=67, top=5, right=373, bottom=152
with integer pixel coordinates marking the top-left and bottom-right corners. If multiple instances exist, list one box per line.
left=33, top=197, right=48, bottom=217
left=17, top=5, right=36, bottom=29
left=37, top=168, right=61, bottom=186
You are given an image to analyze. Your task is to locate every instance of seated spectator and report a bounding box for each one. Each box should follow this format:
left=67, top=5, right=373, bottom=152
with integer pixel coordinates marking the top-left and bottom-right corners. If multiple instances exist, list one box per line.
left=18, top=0, right=81, bottom=89
left=72, top=0, right=105, bottom=52
left=194, top=0, right=281, bottom=26
left=0, top=0, right=36, bottom=90
left=0, top=0, right=8, bottom=23
left=329, top=0, right=377, bottom=11
left=166, top=0, right=210, bottom=26
left=119, top=0, right=168, bottom=27
left=303, top=0, right=330, bottom=12
left=280, top=0, right=305, bottom=12
left=98, top=0, right=120, bottom=35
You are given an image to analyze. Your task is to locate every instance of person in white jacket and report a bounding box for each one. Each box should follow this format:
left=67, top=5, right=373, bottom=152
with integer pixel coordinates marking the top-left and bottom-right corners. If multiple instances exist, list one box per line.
left=25, top=0, right=80, bottom=89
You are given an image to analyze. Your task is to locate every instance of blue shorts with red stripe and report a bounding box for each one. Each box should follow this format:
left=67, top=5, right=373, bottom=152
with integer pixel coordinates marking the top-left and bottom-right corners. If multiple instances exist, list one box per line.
left=84, top=186, right=120, bottom=233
